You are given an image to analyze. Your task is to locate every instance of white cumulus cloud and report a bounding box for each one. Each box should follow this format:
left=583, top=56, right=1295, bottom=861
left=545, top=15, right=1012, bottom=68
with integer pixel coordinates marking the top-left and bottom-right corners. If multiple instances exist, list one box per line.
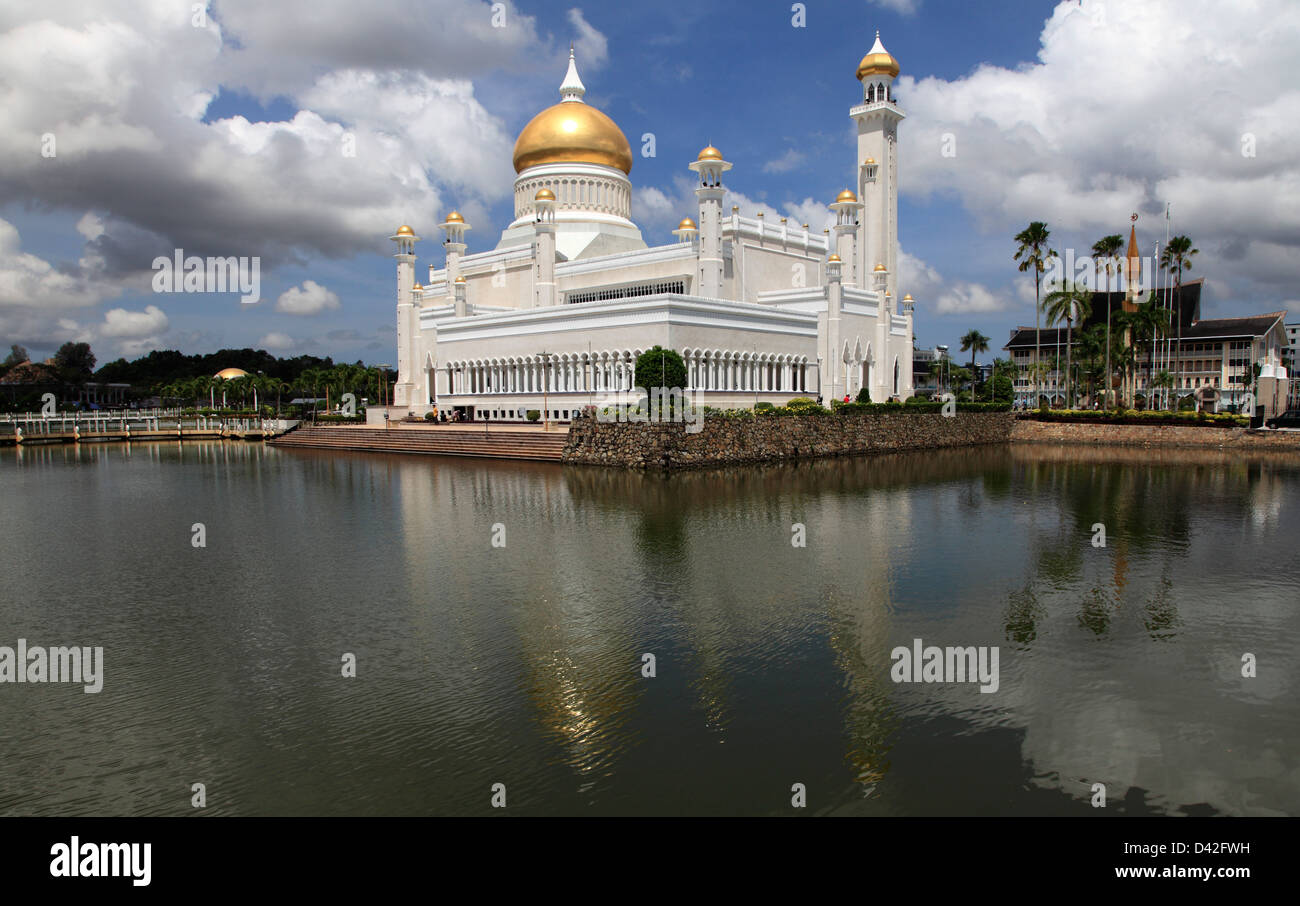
left=275, top=280, right=341, bottom=315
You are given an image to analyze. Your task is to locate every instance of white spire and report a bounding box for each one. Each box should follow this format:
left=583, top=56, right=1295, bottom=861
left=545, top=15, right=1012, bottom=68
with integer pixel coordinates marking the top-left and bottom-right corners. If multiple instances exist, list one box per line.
left=559, top=44, right=585, bottom=103
left=868, top=30, right=887, bottom=55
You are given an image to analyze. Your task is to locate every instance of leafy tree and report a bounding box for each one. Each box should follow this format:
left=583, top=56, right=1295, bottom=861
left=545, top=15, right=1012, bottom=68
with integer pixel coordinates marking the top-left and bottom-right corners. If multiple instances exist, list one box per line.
left=634, top=346, right=687, bottom=396
left=3, top=344, right=29, bottom=369
left=54, top=342, right=96, bottom=381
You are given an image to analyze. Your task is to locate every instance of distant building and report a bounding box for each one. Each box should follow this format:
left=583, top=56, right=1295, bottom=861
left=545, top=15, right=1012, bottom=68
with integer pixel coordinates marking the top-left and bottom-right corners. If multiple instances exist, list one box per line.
left=1003, top=278, right=1289, bottom=412
left=1286, top=323, right=1299, bottom=409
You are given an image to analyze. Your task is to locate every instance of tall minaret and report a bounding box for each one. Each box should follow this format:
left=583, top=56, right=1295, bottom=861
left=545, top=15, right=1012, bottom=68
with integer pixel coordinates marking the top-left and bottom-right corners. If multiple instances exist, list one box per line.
left=441, top=210, right=470, bottom=300
left=390, top=224, right=419, bottom=407
left=689, top=145, right=731, bottom=298
left=851, top=31, right=903, bottom=301
left=829, top=189, right=863, bottom=287
left=532, top=188, right=557, bottom=308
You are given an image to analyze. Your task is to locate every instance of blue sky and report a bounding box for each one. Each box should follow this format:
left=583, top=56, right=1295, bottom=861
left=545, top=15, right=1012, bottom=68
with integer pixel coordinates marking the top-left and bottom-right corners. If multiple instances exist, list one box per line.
left=1, top=0, right=1296, bottom=368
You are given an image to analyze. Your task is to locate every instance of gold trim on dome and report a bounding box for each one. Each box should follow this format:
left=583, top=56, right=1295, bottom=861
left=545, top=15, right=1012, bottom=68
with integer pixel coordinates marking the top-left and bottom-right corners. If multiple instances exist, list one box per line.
left=513, top=103, right=633, bottom=174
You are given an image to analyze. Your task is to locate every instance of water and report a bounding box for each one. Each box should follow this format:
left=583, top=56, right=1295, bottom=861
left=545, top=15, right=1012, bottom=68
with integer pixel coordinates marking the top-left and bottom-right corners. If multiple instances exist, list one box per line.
left=1, top=440, right=1297, bottom=816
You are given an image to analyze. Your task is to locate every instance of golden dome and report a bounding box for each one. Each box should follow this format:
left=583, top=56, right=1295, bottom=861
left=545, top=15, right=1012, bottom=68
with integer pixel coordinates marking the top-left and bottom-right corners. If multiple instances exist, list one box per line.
left=413, top=282, right=423, bottom=291
left=834, top=189, right=858, bottom=204
left=513, top=102, right=633, bottom=174
left=394, top=225, right=414, bottom=236
left=857, top=33, right=900, bottom=80
left=445, top=211, right=464, bottom=224
left=874, top=263, right=887, bottom=272
left=454, top=276, right=466, bottom=284
left=697, top=145, right=724, bottom=161
left=214, top=367, right=249, bottom=380
left=535, top=188, right=556, bottom=201
left=864, top=157, right=877, bottom=165
left=676, top=217, right=698, bottom=231
left=828, top=254, right=842, bottom=262
left=902, top=293, right=913, bottom=301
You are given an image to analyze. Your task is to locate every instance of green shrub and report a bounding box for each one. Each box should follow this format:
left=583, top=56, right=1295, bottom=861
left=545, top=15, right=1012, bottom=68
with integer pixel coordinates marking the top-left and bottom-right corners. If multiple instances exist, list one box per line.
left=526, top=409, right=541, bottom=422
left=424, top=411, right=437, bottom=421
left=754, top=401, right=775, bottom=412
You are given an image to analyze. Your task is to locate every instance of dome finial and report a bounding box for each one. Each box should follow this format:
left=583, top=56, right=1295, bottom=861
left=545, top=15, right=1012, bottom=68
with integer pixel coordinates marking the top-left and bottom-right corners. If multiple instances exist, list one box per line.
left=560, top=45, right=585, bottom=103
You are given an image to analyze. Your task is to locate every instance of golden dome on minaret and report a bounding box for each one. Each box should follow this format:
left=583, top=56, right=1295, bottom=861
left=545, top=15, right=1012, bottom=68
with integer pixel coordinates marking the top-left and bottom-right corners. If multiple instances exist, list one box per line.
left=535, top=188, right=556, bottom=201
left=512, top=49, right=633, bottom=174
left=857, top=31, right=900, bottom=80
left=445, top=211, right=464, bottom=224
left=834, top=189, right=858, bottom=204
left=697, top=145, right=724, bottom=161
left=677, top=217, right=698, bottom=231
left=394, top=224, right=414, bottom=236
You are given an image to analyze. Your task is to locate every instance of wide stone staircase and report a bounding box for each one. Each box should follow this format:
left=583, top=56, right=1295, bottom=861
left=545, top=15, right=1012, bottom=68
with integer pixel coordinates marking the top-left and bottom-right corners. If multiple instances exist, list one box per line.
left=268, top=426, right=568, bottom=462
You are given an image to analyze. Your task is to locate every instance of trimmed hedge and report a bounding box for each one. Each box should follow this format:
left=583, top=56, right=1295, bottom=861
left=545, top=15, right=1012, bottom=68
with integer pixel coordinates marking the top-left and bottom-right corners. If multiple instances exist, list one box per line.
left=1028, top=408, right=1247, bottom=427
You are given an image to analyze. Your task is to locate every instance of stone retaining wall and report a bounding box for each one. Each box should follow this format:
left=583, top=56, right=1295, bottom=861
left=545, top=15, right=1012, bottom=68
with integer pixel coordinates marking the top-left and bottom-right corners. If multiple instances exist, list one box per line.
left=1010, top=419, right=1300, bottom=450
left=562, top=411, right=1016, bottom=468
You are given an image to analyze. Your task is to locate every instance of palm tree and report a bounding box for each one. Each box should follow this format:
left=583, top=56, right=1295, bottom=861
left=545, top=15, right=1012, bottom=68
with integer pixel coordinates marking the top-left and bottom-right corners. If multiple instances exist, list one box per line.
left=1014, top=222, right=1058, bottom=407
left=1131, top=294, right=1170, bottom=408
left=1110, top=312, right=1141, bottom=407
left=1043, top=281, right=1093, bottom=408
left=1092, top=234, right=1124, bottom=409
left=1075, top=325, right=1106, bottom=407
left=1160, top=235, right=1198, bottom=404
left=299, top=368, right=325, bottom=415
left=959, top=330, right=990, bottom=398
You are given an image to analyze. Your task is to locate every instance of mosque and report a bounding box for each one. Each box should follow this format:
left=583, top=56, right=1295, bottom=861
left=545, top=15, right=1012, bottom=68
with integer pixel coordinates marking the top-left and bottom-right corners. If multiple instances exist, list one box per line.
left=385, top=33, right=916, bottom=421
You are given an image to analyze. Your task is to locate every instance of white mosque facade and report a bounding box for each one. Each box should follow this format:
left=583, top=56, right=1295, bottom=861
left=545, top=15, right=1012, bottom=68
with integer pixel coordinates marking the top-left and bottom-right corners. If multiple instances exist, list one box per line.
left=387, top=35, right=916, bottom=420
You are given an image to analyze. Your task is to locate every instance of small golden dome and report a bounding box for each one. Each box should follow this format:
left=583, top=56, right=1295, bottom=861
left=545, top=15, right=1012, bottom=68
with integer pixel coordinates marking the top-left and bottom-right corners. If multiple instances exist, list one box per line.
left=513, top=102, right=633, bottom=174
left=902, top=293, right=913, bottom=301
left=697, top=145, right=724, bottom=161
left=835, top=189, right=858, bottom=204
left=874, top=263, right=887, bottom=272
left=857, top=33, right=900, bottom=80
left=535, top=188, right=556, bottom=201
left=413, top=282, right=423, bottom=291
left=445, top=211, right=464, bottom=224
left=864, top=157, right=877, bottom=165
left=828, top=254, right=842, bottom=262
left=395, top=225, right=414, bottom=236
left=676, top=217, right=698, bottom=231
left=214, top=367, right=250, bottom=380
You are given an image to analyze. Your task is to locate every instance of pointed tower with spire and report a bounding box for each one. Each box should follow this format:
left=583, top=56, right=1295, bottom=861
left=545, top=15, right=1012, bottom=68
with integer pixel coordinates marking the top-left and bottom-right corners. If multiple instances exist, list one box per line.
left=1123, top=214, right=1142, bottom=312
